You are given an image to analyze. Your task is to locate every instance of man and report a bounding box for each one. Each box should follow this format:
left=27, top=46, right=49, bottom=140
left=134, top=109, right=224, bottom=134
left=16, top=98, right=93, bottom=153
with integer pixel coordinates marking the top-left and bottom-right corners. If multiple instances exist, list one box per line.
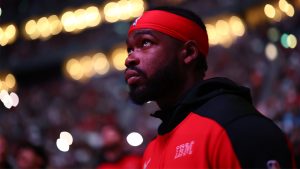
left=124, top=6, right=296, bottom=169
left=96, top=124, right=142, bottom=169
left=15, top=142, right=48, bottom=169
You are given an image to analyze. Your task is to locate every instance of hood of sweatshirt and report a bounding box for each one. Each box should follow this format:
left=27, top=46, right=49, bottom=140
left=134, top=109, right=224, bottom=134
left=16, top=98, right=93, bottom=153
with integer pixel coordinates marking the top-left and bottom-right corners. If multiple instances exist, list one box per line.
left=151, top=77, right=252, bottom=135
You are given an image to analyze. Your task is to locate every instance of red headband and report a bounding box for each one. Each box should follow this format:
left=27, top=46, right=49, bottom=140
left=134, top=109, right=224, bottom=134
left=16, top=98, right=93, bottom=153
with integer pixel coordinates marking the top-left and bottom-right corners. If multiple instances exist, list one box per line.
left=128, top=10, right=209, bottom=56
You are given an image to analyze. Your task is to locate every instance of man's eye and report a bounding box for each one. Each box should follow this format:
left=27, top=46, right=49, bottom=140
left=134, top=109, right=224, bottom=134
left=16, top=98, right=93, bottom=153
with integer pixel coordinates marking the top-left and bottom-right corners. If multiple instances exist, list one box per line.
left=142, top=40, right=152, bottom=47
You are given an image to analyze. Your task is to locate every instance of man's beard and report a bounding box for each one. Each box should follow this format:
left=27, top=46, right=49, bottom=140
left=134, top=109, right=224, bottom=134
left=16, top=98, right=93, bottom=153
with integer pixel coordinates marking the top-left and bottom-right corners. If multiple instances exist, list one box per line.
left=128, top=58, right=181, bottom=105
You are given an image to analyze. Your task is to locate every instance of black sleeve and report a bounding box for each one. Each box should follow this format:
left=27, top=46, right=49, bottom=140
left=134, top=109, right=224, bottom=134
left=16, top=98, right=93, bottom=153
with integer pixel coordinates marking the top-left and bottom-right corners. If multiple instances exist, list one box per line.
left=195, top=94, right=295, bottom=168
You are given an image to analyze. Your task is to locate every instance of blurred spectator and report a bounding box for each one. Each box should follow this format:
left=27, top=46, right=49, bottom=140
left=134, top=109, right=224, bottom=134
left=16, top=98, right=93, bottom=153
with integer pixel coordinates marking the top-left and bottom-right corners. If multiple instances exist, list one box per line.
left=96, top=124, right=142, bottom=169
left=0, top=135, right=12, bottom=169
left=14, top=142, right=48, bottom=169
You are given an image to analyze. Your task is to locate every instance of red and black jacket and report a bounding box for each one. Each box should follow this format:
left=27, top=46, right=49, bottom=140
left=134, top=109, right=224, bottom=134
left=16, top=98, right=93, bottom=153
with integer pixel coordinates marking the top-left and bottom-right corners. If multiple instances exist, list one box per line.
left=143, top=77, right=296, bottom=169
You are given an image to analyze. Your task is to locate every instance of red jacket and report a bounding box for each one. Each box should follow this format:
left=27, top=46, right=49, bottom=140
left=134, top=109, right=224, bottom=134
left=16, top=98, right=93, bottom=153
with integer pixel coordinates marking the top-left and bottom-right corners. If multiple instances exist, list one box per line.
left=143, top=78, right=296, bottom=169
left=143, top=113, right=241, bottom=169
left=97, top=155, right=142, bottom=169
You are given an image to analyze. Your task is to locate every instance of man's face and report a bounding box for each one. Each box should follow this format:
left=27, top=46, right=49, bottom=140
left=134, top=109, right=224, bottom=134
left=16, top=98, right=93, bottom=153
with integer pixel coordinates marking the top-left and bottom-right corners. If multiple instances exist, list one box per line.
left=125, top=29, right=183, bottom=105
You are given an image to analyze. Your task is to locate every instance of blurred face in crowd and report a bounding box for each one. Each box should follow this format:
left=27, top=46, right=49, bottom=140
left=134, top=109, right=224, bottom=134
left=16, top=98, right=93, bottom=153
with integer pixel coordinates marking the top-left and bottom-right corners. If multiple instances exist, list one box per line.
left=16, top=148, right=43, bottom=169
left=125, top=29, right=184, bottom=105
left=100, top=125, right=124, bottom=161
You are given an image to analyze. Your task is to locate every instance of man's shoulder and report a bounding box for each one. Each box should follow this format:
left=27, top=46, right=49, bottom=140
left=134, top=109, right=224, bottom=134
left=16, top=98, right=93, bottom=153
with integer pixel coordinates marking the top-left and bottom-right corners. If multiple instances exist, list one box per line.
left=191, top=93, right=294, bottom=168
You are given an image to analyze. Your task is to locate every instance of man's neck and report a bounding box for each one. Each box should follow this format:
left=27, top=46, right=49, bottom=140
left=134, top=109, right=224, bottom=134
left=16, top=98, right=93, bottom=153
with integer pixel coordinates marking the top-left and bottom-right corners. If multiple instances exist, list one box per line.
left=156, top=77, right=202, bottom=110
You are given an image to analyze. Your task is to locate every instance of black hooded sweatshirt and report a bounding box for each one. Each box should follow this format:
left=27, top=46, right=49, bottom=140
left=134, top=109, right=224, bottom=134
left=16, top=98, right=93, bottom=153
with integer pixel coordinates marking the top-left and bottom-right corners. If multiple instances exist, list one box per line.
left=143, top=77, right=295, bottom=169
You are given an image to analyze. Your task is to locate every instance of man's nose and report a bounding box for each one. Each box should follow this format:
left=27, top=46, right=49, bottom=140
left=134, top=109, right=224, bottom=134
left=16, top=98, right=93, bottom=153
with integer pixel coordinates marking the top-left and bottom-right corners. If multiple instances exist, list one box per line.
left=125, top=53, right=140, bottom=68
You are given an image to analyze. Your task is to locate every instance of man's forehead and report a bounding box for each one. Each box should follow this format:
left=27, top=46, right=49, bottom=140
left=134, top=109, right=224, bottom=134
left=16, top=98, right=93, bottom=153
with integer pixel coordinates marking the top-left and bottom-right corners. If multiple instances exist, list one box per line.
left=126, top=29, right=158, bottom=43
left=130, top=29, right=158, bottom=38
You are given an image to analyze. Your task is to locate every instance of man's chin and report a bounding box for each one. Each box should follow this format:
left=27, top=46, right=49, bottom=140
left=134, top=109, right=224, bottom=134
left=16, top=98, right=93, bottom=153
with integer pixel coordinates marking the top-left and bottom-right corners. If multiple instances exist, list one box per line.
left=129, top=86, right=151, bottom=105
left=129, top=92, right=149, bottom=105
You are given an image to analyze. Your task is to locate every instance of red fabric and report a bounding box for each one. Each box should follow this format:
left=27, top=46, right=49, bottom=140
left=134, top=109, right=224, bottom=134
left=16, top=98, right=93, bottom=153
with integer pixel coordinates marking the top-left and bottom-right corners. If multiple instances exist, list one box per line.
left=129, top=10, right=209, bottom=56
left=142, top=113, right=241, bottom=169
left=97, top=155, right=142, bottom=169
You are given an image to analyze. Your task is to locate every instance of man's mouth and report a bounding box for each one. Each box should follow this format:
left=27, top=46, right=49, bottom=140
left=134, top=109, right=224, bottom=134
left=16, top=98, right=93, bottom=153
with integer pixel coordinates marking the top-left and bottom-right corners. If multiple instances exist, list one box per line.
left=125, top=69, right=142, bottom=85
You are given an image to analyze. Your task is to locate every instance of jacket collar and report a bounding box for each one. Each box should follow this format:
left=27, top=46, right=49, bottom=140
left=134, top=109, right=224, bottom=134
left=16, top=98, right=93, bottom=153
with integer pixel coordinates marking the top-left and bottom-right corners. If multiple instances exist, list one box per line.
left=151, top=77, right=252, bottom=135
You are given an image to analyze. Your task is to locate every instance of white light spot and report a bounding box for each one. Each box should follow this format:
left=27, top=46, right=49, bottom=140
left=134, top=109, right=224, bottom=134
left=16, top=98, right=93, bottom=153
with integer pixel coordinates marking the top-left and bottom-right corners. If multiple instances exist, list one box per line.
left=10, top=92, right=19, bottom=107
left=0, top=90, right=13, bottom=109
left=265, top=43, right=278, bottom=61
left=126, top=132, right=143, bottom=146
left=0, top=90, right=8, bottom=99
left=56, top=138, right=70, bottom=152
left=60, top=131, right=73, bottom=145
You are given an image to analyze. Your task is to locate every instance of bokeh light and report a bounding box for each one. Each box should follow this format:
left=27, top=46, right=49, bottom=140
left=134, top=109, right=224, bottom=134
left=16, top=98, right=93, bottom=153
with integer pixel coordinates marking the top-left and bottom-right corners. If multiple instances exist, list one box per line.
left=229, top=16, right=245, bottom=37
left=267, top=27, right=280, bottom=42
left=103, top=0, right=144, bottom=23
left=60, top=131, right=73, bottom=145
left=287, top=34, right=297, bottom=48
left=281, top=33, right=289, bottom=48
left=0, top=90, right=18, bottom=109
left=264, top=4, right=276, bottom=18
left=56, top=138, right=70, bottom=152
left=126, top=132, right=143, bottom=146
left=111, top=46, right=128, bottom=71
left=56, top=131, right=73, bottom=152
left=0, top=24, right=17, bottom=46
left=93, top=53, right=110, bottom=75
left=265, top=43, right=278, bottom=61
left=65, top=52, right=110, bottom=81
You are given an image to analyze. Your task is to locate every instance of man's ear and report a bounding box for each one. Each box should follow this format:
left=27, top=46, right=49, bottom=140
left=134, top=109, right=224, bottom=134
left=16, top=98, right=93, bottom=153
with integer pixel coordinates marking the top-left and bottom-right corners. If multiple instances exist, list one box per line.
left=180, top=40, right=199, bottom=64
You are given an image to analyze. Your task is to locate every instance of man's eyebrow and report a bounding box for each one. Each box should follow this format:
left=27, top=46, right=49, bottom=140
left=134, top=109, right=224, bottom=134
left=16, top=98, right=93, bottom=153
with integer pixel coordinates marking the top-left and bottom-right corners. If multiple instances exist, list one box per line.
left=132, top=30, right=156, bottom=38
left=126, top=30, right=157, bottom=45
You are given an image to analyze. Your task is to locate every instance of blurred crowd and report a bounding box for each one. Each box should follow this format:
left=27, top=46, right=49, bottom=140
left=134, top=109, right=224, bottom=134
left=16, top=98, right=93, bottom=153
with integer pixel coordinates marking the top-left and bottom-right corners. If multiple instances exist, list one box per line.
left=0, top=6, right=300, bottom=169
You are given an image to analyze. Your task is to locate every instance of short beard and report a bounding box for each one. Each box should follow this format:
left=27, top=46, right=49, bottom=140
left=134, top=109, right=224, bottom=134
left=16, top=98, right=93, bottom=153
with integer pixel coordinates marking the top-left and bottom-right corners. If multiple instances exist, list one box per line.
left=128, top=58, right=181, bottom=105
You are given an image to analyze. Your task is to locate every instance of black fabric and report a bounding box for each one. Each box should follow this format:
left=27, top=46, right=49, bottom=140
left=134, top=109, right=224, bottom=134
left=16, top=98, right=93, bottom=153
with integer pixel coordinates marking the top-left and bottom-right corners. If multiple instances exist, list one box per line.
left=151, top=77, right=251, bottom=135
left=151, top=77, right=295, bottom=168
left=195, top=94, right=294, bottom=168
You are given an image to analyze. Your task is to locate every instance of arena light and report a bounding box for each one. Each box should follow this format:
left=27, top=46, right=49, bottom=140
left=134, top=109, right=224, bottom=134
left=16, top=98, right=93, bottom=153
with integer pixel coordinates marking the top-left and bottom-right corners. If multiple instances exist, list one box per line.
left=48, top=15, right=63, bottom=35
left=215, top=19, right=234, bottom=48
left=130, top=0, right=145, bottom=17
left=265, top=43, right=278, bottom=61
left=103, top=0, right=145, bottom=23
left=60, top=131, right=73, bottom=145
left=0, top=73, right=17, bottom=92
left=111, top=46, right=128, bottom=71
left=92, top=53, right=110, bottom=75
left=0, top=24, right=17, bottom=46
left=80, top=56, right=95, bottom=78
left=279, top=0, right=289, bottom=12
left=104, top=2, right=120, bottom=23
left=126, top=132, right=143, bottom=146
left=85, top=6, right=102, bottom=27
left=0, top=90, right=19, bottom=109
left=10, top=92, right=19, bottom=107
left=264, top=4, right=276, bottom=18
left=216, top=20, right=230, bottom=36
left=64, top=52, right=110, bottom=81
left=205, top=24, right=218, bottom=45
left=37, top=17, right=51, bottom=39
left=61, top=11, right=77, bottom=32
left=229, top=16, right=245, bottom=37
left=66, top=58, right=84, bottom=80
left=285, top=4, right=295, bottom=17
left=280, top=33, right=289, bottom=48
left=56, top=131, right=73, bottom=152
left=287, top=34, right=297, bottom=49
left=267, top=27, right=280, bottom=42
left=4, top=73, right=16, bottom=90
left=206, top=15, right=245, bottom=47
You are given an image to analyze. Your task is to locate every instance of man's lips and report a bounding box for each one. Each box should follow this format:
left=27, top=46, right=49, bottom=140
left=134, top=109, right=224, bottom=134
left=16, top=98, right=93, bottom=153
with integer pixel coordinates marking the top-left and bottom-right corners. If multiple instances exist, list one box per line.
left=125, top=69, right=142, bottom=85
